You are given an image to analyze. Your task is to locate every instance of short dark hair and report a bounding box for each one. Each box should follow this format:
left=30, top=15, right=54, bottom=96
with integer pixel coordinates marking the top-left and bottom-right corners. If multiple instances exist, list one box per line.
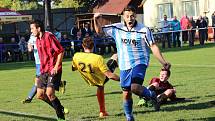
left=30, top=19, right=45, bottom=32
left=82, top=37, right=94, bottom=49
left=161, top=68, right=171, bottom=77
left=123, top=5, right=136, bottom=14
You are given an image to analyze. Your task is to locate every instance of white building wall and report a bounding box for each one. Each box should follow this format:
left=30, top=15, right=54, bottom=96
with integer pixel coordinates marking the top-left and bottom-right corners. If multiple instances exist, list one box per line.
left=143, top=0, right=215, bottom=27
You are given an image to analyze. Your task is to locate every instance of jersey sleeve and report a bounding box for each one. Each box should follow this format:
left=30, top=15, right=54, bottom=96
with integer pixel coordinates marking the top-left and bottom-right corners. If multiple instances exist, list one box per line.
left=28, top=35, right=34, bottom=44
left=102, top=23, right=119, bottom=39
left=167, top=82, right=174, bottom=89
left=149, top=78, right=160, bottom=85
left=97, top=56, right=109, bottom=73
left=71, top=55, right=78, bottom=71
left=49, top=34, right=64, bottom=56
left=142, top=27, right=155, bottom=47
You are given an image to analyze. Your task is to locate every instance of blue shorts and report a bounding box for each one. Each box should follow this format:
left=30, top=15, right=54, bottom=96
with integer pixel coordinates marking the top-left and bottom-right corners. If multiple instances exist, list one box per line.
left=36, top=64, right=41, bottom=77
left=120, top=64, right=147, bottom=91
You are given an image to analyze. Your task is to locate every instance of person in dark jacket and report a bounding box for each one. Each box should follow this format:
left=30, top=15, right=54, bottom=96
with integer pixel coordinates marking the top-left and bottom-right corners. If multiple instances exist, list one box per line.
left=188, top=16, right=196, bottom=46
left=212, top=11, right=215, bottom=42
left=196, top=16, right=207, bottom=45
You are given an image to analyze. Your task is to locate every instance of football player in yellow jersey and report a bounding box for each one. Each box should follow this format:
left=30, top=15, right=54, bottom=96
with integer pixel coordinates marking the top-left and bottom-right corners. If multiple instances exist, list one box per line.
left=72, top=37, right=120, bottom=118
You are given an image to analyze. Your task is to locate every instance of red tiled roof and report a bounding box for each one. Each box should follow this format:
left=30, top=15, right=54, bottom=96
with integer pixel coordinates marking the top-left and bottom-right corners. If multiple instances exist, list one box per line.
left=93, top=0, right=131, bottom=14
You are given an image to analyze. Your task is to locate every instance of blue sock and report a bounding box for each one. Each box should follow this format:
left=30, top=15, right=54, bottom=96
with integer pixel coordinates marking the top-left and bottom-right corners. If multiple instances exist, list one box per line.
left=28, top=85, right=37, bottom=99
left=141, top=87, right=154, bottom=99
left=123, top=99, right=134, bottom=120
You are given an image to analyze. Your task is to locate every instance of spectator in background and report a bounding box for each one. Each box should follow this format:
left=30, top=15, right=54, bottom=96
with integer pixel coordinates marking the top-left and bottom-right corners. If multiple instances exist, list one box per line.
left=0, top=37, right=6, bottom=62
left=18, top=36, right=28, bottom=54
left=70, top=24, right=79, bottom=40
left=211, top=11, right=215, bottom=42
left=6, top=37, right=20, bottom=61
left=180, top=15, right=190, bottom=44
left=73, top=30, right=83, bottom=53
left=54, top=28, right=62, bottom=42
left=203, top=12, right=209, bottom=41
left=18, top=36, right=28, bottom=61
left=188, top=16, right=196, bottom=46
left=196, top=16, right=207, bottom=45
left=61, top=34, right=72, bottom=57
left=24, top=29, right=31, bottom=42
left=81, top=23, right=93, bottom=38
left=161, top=15, right=171, bottom=48
left=171, top=16, right=181, bottom=48
left=15, top=29, right=21, bottom=43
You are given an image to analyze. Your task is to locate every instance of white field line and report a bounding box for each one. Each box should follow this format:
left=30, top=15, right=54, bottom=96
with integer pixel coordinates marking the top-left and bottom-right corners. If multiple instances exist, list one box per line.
left=150, top=63, right=215, bottom=68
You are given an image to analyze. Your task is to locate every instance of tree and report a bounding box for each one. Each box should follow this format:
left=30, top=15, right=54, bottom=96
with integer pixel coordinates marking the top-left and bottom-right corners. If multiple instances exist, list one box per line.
left=53, top=0, right=81, bottom=9
left=0, top=0, right=41, bottom=11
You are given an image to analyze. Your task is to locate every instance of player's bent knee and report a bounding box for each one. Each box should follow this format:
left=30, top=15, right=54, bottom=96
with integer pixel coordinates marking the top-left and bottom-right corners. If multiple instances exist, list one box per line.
left=131, top=83, right=142, bottom=96
left=36, top=93, right=44, bottom=100
left=164, top=89, right=175, bottom=96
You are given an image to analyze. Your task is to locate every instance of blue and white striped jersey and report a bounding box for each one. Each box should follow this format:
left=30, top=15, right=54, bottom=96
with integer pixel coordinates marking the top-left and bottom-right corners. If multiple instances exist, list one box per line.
left=28, top=35, right=40, bottom=64
left=102, top=22, right=155, bottom=70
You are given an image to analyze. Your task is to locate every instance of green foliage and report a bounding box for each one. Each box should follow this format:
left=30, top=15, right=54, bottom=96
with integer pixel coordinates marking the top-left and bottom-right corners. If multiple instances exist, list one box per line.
left=53, top=0, right=82, bottom=9
left=0, top=0, right=13, bottom=8
left=0, top=0, right=40, bottom=10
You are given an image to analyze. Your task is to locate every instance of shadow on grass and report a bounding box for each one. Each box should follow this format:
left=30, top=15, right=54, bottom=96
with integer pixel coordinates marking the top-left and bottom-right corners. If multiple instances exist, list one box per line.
left=162, top=100, right=215, bottom=111
left=177, top=116, right=215, bottom=121
left=0, top=110, right=55, bottom=121
left=162, top=98, right=194, bottom=105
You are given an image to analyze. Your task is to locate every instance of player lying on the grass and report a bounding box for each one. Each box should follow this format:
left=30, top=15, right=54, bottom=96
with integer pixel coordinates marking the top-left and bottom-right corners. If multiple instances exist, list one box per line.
left=137, top=68, right=184, bottom=107
left=72, top=37, right=120, bottom=118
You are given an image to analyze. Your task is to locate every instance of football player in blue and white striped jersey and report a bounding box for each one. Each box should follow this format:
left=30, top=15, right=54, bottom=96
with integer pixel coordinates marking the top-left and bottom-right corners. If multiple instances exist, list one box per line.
left=94, top=5, right=171, bottom=121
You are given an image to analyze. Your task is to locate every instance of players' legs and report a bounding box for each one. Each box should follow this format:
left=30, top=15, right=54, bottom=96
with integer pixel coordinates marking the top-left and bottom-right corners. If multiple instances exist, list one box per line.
left=129, top=65, right=160, bottom=111
left=28, top=77, right=38, bottom=100
left=120, top=69, right=134, bottom=121
left=130, top=65, right=155, bottom=100
left=158, top=89, right=176, bottom=103
left=96, top=86, right=109, bottom=117
left=46, top=73, right=65, bottom=120
left=123, top=90, right=134, bottom=121
left=23, top=64, right=40, bottom=103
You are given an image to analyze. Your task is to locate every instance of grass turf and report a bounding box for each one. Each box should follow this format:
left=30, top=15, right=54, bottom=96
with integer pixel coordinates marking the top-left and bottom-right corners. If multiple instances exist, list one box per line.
left=0, top=43, right=214, bottom=121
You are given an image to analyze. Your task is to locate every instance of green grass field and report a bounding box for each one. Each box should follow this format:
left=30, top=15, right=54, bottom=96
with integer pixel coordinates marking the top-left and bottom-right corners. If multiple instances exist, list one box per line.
left=0, top=43, right=215, bottom=121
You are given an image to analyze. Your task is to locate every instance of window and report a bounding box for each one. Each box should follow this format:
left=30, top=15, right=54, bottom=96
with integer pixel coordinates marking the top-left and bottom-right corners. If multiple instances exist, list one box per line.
left=157, top=3, right=173, bottom=21
left=182, top=0, right=199, bottom=17
left=204, top=0, right=209, bottom=12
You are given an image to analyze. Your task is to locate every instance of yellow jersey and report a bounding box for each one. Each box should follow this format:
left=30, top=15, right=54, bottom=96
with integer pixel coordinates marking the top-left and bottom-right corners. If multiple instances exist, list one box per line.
left=72, top=52, right=109, bottom=86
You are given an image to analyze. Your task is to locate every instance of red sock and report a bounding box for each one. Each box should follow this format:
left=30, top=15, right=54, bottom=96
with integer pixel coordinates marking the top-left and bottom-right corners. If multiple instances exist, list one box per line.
left=97, top=86, right=105, bottom=113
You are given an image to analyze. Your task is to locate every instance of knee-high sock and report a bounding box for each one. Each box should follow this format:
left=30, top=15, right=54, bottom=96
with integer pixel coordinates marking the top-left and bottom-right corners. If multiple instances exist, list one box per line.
left=51, top=97, right=65, bottom=119
left=123, top=99, right=133, bottom=120
left=28, top=85, right=37, bottom=100
left=42, top=96, right=54, bottom=108
left=97, top=87, right=105, bottom=113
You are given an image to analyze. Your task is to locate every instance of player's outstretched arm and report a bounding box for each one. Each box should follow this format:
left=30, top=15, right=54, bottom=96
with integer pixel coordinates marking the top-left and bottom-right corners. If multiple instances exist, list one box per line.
left=93, top=13, right=104, bottom=35
left=104, top=71, right=120, bottom=81
left=150, top=44, right=171, bottom=70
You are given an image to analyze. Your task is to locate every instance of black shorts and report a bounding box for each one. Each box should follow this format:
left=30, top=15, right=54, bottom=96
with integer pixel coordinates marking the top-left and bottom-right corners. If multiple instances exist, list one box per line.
left=37, top=72, right=62, bottom=91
